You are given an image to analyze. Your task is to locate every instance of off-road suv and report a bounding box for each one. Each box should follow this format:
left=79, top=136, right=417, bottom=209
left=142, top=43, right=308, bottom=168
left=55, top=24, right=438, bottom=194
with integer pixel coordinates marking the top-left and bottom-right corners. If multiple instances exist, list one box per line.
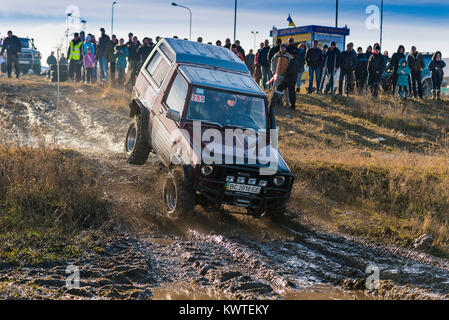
left=124, top=38, right=294, bottom=219
left=0, top=37, right=41, bottom=75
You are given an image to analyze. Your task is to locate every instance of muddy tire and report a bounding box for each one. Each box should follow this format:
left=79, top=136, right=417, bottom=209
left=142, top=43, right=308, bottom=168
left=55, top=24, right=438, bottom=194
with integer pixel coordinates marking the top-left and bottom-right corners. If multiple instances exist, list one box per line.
left=163, top=169, right=196, bottom=219
left=264, top=201, right=288, bottom=222
left=125, top=114, right=151, bottom=165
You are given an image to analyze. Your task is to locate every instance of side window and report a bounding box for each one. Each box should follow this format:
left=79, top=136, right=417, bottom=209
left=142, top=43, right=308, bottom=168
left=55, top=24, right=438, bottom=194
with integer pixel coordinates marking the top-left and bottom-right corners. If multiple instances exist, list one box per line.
left=145, top=50, right=170, bottom=87
left=165, top=73, right=188, bottom=113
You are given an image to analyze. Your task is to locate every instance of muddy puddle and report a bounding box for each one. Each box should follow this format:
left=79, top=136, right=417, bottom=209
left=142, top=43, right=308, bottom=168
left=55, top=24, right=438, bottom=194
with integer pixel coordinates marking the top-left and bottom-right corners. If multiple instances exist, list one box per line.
left=152, top=282, right=372, bottom=300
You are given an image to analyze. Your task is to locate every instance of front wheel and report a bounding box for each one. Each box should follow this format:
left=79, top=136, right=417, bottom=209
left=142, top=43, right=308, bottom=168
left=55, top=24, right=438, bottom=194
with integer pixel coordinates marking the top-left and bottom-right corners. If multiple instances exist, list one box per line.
left=263, top=200, right=288, bottom=222
left=124, top=114, right=151, bottom=165
left=163, top=169, right=196, bottom=219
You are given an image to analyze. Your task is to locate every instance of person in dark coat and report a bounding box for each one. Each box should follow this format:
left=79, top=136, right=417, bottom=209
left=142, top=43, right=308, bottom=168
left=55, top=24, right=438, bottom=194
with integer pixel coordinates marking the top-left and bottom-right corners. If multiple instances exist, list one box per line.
left=127, top=36, right=141, bottom=86
left=428, top=51, right=446, bottom=100
left=245, top=49, right=255, bottom=76
left=367, top=44, right=385, bottom=97
left=295, top=42, right=306, bottom=92
left=258, top=39, right=271, bottom=89
left=235, top=40, right=245, bottom=59
left=338, top=42, right=357, bottom=95
left=276, top=52, right=299, bottom=110
left=323, top=41, right=340, bottom=95
left=110, top=34, right=118, bottom=83
left=46, top=51, right=57, bottom=79
left=390, top=45, right=406, bottom=93
left=224, top=38, right=231, bottom=49
left=305, top=40, right=323, bottom=94
left=407, top=46, right=425, bottom=99
left=137, top=37, right=153, bottom=66
left=268, top=38, right=282, bottom=67
left=355, top=47, right=368, bottom=93
left=286, top=37, right=298, bottom=56
left=0, top=31, right=22, bottom=78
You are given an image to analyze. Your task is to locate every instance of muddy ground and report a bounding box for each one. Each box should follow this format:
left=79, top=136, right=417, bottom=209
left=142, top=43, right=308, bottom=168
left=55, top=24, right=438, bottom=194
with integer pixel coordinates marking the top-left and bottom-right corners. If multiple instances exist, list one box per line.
left=0, top=77, right=448, bottom=300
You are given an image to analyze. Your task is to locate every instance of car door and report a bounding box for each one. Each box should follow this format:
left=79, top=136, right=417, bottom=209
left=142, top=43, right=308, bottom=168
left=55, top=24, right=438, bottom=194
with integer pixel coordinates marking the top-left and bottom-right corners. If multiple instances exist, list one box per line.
left=153, top=71, right=189, bottom=166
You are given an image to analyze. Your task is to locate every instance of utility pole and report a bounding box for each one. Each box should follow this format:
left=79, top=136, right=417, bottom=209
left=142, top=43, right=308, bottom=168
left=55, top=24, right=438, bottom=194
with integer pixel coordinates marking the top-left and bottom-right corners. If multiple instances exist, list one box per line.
left=335, top=0, right=339, bottom=28
left=380, top=0, right=384, bottom=49
left=233, top=0, right=237, bottom=42
left=112, top=1, right=117, bottom=36
left=172, top=2, right=192, bottom=41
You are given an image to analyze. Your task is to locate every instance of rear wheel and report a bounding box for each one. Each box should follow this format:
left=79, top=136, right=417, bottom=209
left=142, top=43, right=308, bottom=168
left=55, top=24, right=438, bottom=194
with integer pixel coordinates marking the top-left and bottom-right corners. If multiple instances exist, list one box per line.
left=124, top=114, right=151, bottom=165
left=163, top=169, right=196, bottom=219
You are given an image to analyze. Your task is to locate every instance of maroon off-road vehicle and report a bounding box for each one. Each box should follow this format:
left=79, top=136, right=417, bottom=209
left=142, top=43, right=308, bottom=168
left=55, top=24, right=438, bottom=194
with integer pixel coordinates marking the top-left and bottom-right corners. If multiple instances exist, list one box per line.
left=125, top=38, right=294, bottom=219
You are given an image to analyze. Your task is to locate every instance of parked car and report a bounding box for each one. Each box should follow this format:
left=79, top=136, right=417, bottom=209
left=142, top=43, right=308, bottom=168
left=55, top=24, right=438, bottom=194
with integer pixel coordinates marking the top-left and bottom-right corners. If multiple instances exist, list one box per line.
left=380, top=52, right=446, bottom=96
left=0, top=37, right=41, bottom=75
left=124, top=38, right=294, bottom=219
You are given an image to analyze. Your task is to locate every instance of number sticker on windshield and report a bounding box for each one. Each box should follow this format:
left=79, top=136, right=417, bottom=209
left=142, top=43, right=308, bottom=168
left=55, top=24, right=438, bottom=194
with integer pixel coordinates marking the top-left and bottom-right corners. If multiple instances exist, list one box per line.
left=191, top=94, right=205, bottom=103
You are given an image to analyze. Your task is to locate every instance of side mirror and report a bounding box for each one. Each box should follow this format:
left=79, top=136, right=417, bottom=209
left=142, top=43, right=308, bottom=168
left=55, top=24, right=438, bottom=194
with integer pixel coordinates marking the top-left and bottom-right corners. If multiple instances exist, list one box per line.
left=166, top=108, right=181, bottom=122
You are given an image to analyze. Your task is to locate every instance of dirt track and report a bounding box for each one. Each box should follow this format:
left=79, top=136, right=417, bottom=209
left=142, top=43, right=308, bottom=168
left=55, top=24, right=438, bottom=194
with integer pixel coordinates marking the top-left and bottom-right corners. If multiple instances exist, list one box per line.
left=1, top=77, right=448, bottom=300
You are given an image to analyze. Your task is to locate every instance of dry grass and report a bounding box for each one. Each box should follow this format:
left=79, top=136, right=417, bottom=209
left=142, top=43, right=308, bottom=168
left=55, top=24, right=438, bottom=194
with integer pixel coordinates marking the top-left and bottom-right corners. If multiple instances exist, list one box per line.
left=0, top=143, right=108, bottom=264
left=276, top=92, right=449, bottom=255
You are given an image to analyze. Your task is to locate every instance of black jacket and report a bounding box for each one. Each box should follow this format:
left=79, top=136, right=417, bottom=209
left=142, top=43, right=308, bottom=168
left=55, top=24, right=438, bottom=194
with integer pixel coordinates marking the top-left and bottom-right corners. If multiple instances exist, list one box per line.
left=0, top=35, right=22, bottom=56
left=355, top=53, right=368, bottom=75
left=428, top=52, right=446, bottom=78
left=325, top=47, right=340, bottom=70
left=128, top=42, right=141, bottom=61
left=244, top=53, right=255, bottom=68
left=368, top=53, right=385, bottom=75
left=407, top=52, right=425, bottom=73
left=284, top=56, right=299, bottom=82
left=391, top=46, right=406, bottom=73
left=268, top=45, right=280, bottom=64
left=47, top=55, right=57, bottom=66
left=295, top=48, right=306, bottom=73
left=257, top=46, right=270, bottom=67
left=339, top=49, right=357, bottom=71
left=286, top=44, right=298, bottom=56
left=137, top=45, right=152, bottom=64
left=305, top=47, right=323, bottom=68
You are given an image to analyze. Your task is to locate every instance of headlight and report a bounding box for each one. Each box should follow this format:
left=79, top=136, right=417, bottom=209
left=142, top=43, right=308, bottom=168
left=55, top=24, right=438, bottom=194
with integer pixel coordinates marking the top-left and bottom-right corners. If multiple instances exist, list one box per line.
left=273, top=175, right=286, bottom=186
left=226, top=176, right=235, bottom=183
left=201, top=165, right=213, bottom=176
left=248, top=178, right=257, bottom=185
left=237, top=177, right=246, bottom=184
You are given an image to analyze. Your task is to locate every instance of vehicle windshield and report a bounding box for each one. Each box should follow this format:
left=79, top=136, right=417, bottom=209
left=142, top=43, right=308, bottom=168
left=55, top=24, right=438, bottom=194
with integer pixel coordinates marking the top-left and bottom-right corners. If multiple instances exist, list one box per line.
left=186, top=87, right=267, bottom=131
left=19, top=38, right=31, bottom=49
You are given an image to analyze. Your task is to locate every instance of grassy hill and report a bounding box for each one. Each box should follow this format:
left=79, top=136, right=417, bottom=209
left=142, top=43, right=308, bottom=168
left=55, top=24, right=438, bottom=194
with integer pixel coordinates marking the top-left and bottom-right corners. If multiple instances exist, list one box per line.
left=276, top=93, right=449, bottom=257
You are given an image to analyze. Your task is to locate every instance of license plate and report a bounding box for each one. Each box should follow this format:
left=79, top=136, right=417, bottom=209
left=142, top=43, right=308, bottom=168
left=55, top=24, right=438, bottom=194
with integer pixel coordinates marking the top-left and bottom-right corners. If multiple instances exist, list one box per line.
left=226, top=183, right=261, bottom=194
left=19, top=61, right=29, bottom=64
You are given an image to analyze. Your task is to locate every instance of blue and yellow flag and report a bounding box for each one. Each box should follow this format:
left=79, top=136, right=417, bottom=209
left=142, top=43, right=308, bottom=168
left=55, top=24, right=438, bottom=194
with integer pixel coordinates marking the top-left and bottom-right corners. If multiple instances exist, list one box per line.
left=287, top=14, right=295, bottom=27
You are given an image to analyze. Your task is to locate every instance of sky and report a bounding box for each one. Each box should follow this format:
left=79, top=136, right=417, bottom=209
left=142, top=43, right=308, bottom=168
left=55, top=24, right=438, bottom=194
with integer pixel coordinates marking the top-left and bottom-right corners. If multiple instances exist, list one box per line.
left=1, top=0, right=449, bottom=64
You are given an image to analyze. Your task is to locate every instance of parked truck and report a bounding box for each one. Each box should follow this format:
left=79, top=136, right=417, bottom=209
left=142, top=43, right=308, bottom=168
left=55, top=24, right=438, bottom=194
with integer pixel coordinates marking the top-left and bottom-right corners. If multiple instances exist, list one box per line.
left=0, top=37, right=41, bottom=75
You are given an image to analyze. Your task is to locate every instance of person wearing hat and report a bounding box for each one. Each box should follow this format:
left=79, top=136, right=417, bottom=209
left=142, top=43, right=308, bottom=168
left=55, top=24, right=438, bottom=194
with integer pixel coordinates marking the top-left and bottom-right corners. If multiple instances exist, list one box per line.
left=367, top=44, right=385, bottom=97
left=67, top=32, right=83, bottom=82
